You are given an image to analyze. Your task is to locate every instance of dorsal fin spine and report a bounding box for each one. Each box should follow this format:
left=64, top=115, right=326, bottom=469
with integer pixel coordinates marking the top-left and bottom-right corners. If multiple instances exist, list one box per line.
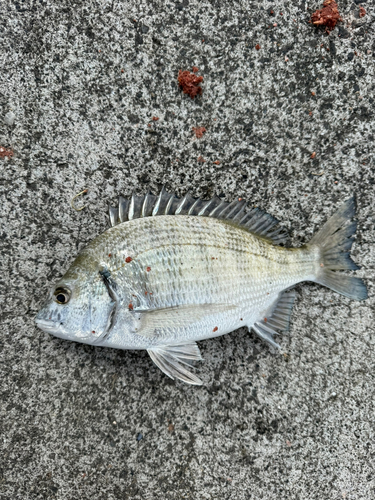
left=141, top=194, right=149, bottom=218
left=119, top=196, right=128, bottom=222
left=164, top=194, right=175, bottom=215
left=233, top=204, right=247, bottom=221
left=208, top=201, right=225, bottom=217
left=227, top=200, right=246, bottom=219
left=240, top=212, right=254, bottom=226
left=198, top=200, right=213, bottom=216
left=222, top=199, right=237, bottom=214
left=251, top=215, right=270, bottom=232
left=128, top=195, right=135, bottom=220
left=109, top=205, right=118, bottom=227
left=175, top=192, right=190, bottom=214
left=216, top=203, right=233, bottom=219
left=152, top=187, right=164, bottom=216
left=188, top=198, right=200, bottom=215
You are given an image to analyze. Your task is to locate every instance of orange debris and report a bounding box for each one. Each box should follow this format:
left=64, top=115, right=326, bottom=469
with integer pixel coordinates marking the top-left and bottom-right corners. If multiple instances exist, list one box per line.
left=178, top=70, right=203, bottom=99
left=311, top=0, right=342, bottom=33
left=192, top=126, right=206, bottom=139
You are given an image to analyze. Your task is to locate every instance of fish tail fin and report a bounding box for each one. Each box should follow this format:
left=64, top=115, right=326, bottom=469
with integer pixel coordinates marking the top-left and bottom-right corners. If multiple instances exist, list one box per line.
left=309, top=197, right=368, bottom=301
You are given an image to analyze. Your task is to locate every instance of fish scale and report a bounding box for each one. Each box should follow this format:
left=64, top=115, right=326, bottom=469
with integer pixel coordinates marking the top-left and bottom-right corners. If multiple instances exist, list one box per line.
left=36, top=189, right=367, bottom=385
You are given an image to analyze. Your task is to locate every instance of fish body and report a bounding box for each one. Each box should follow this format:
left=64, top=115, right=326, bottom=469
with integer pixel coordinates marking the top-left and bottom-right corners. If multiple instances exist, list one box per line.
left=36, top=190, right=367, bottom=384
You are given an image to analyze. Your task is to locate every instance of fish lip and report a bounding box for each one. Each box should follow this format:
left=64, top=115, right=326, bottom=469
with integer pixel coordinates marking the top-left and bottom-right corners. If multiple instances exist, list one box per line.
left=35, top=318, right=59, bottom=332
left=35, top=318, right=71, bottom=340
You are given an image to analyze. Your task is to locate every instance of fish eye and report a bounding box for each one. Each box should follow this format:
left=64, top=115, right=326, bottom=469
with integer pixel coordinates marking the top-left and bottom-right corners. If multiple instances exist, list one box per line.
left=53, top=287, right=71, bottom=305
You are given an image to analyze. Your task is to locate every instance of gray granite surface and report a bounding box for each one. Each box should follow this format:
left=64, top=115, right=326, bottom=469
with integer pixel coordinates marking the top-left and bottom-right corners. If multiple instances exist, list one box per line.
left=1, top=0, right=374, bottom=498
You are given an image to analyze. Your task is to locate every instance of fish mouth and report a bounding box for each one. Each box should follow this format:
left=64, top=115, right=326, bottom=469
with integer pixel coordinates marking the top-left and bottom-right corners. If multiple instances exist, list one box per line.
left=35, top=318, right=60, bottom=333
left=35, top=318, right=73, bottom=341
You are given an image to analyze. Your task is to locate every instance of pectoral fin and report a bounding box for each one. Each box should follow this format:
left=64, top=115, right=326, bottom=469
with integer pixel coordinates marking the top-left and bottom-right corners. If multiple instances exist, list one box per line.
left=135, top=303, right=237, bottom=338
left=148, top=342, right=203, bottom=385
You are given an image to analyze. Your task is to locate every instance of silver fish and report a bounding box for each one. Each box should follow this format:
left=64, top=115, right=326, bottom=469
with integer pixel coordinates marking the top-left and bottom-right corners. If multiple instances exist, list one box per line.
left=35, top=189, right=367, bottom=385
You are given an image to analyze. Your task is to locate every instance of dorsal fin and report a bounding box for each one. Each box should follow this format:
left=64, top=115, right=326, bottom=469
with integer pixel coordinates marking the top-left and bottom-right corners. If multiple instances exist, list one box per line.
left=109, top=187, right=288, bottom=245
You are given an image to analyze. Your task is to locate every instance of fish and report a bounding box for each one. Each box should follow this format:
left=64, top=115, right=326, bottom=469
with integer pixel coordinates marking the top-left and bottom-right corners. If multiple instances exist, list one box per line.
left=35, top=188, right=367, bottom=385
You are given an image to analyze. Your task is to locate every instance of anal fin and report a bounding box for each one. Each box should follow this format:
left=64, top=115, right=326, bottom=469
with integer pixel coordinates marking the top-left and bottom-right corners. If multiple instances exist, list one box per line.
left=252, top=323, right=281, bottom=349
left=252, top=290, right=296, bottom=348
left=265, top=289, right=296, bottom=332
left=148, top=342, right=203, bottom=385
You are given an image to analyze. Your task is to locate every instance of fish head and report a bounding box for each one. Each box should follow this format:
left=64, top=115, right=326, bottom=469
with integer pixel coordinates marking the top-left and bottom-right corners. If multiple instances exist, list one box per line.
left=35, top=253, right=115, bottom=345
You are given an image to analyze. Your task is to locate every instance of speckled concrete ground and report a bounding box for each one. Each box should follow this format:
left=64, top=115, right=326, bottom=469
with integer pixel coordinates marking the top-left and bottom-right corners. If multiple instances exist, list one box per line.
left=1, top=1, right=374, bottom=499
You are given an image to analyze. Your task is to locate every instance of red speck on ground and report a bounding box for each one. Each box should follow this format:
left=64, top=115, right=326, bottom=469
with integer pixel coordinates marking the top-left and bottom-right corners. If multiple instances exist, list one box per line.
left=311, top=91, right=316, bottom=96
left=255, top=44, right=261, bottom=50
left=125, top=256, right=132, bottom=263
left=359, top=6, right=366, bottom=17
left=146, top=266, right=151, bottom=272
left=213, top=326, right=218, bottom=332
left=311, top=152, right=317, bottom=159
left=128, top=303, right=133, bottom=311
left=0, top=147, right=14, bottom=158
left=264, top=318, right=267, bottom=322
left=92, top=331, right=95, bottom=334
left=198, top=156, right=205, bottom=163
left=178, top=70, right=203, bottom=98
left=311, top=0, right=342, bottom=33
left=213, top=160, right=220, bottom=165
left=240, top=318, right=243, bottom=321
left=192, top=126, right=206, bottom=139
left=192, top=66, right=199, bottom=73
left=152, top=116, right=159, bottom=121
left=108, top=253, right=112, bottom=257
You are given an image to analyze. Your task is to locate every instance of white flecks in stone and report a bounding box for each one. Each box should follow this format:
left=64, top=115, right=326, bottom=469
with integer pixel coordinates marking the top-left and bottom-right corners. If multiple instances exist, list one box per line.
left=4, top=111, right=16, bottom=126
